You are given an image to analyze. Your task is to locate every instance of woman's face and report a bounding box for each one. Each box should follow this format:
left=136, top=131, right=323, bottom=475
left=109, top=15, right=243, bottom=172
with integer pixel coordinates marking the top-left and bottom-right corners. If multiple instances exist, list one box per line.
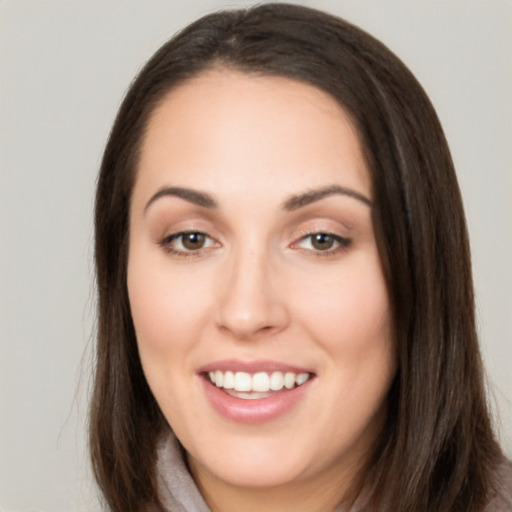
left=128, top=70, right=395, bottom=495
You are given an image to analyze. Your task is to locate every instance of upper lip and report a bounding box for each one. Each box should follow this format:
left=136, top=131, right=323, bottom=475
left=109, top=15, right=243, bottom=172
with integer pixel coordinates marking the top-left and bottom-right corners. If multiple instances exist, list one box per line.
left=198, top=359, right=314, bottom=375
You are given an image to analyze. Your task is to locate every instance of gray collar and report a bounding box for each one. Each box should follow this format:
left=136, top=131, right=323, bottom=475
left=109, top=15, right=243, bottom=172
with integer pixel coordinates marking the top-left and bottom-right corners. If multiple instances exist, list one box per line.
left=156, top=433, right=211, bottom=512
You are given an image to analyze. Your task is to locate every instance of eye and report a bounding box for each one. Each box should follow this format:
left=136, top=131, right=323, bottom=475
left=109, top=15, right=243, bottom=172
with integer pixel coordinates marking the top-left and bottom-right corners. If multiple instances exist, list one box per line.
left=294, top=232, right=351, bottom=253
left=178, top=232, right=209, bottom=250
left=161, top=231, right=216, bottom=255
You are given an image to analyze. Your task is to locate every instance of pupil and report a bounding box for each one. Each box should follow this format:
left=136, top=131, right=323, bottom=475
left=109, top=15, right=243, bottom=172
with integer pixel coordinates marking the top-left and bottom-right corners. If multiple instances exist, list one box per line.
left=183, top=233, right=205, bottom=250
left=312, top=234, right=333, bottom=250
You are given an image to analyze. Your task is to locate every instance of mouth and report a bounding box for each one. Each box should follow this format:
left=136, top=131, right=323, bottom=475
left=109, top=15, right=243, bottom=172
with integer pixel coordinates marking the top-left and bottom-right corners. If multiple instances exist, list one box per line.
left=198, top=362, right=316, bottom=423
left=205, top=370, right=313, bottom=400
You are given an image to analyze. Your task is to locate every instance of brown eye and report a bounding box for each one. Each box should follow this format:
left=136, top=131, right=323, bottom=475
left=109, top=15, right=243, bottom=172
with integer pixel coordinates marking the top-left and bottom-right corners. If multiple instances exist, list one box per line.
left=294, top=232, right=351, bottom=254
left=181, top=232, right=206, bottom=250
left=161, top=231, right=215, bottom=255
left=311, top=233, right=336, bottom=251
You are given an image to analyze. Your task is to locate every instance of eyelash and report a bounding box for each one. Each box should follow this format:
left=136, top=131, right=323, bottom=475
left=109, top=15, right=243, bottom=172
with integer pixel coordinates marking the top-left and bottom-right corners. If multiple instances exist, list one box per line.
left=159, top=231, right=217, bottom=258
left=292, top=231, right=351, bottom=257
left=159, top=231, right=351, bottom=258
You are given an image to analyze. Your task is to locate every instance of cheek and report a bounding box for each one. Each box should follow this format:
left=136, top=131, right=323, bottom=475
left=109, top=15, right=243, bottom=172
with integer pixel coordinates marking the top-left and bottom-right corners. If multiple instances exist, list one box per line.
left=127, top=250, right=211, bottom=356
left=295, top=256, right=391, bottom=352
left=126, top=250, right=215, bottom=425
left=298, top=258, right=395, bottom=420
left=291, top=251, right=396, bottom=413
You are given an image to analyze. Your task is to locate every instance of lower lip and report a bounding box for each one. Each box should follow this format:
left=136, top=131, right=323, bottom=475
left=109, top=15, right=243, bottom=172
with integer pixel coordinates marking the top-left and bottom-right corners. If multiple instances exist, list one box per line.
left=201, top=376, right=314, bottom=424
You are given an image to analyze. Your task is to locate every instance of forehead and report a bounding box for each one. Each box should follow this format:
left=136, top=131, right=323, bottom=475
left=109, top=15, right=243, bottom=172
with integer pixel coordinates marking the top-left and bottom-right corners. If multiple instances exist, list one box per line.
left=134, top=69, right=371, bottom=206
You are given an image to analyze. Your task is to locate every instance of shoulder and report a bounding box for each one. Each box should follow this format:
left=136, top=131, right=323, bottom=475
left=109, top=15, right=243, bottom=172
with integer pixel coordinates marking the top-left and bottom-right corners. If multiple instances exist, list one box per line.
left=486, top=457, right=512, bottom=512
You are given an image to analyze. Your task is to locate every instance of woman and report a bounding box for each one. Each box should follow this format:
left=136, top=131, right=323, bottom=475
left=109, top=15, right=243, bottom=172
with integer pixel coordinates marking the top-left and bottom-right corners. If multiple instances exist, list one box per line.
left=90, top=3, right=512, bottom=511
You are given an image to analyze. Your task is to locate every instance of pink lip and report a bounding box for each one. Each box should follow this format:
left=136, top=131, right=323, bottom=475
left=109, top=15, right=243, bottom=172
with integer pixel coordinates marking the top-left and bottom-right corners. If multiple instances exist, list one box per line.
left=198, top=359, right=313, bottom=374
left=198, top=360, right=315, bottom=424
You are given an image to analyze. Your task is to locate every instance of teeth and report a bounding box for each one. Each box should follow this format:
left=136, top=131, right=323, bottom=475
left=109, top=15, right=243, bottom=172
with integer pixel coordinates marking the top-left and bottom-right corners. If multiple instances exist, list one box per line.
left=270, top=371, right=284, bottom=390
left=252, top=372, right=270, bottom=392
left=223, top=371, right=234, bottom=389
left=284, top=372, right=295, bottom=389
left=296, top=372, right=309, bottom=386
left=208, top=370, right=311, bottom=392
left=234, top=372, right=252, bottom=391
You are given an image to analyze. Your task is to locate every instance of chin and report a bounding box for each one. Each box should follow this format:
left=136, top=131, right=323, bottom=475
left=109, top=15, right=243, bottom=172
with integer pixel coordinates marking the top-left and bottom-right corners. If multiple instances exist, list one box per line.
left=185, top=427, right=352, bottom=491
left=190, top=450, right=309, bottom=489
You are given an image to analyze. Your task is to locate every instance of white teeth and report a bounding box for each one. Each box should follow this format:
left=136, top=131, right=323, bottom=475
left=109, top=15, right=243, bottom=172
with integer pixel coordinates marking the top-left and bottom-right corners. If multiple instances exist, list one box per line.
left=252, top=372, right=270, bottom=392
left=234, top=372, right=252, bottom=392
left=223, top=371, right=234, bottom=389
left=296, top=372, right=309, bottom=386
left=284, top=372, right=295, bottom=389
left=208, top=370, right=311, bottom=393
left=269, top=371, right=284, bottom=391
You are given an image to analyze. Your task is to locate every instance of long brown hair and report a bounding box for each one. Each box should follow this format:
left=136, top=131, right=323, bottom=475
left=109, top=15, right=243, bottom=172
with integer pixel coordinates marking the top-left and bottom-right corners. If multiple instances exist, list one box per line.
left=90, top=4, right=502, bottom=511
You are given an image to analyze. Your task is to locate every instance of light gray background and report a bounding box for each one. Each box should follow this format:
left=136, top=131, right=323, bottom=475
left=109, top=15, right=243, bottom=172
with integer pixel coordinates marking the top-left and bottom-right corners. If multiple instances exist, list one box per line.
left=1, top=1, right=510, bottom=511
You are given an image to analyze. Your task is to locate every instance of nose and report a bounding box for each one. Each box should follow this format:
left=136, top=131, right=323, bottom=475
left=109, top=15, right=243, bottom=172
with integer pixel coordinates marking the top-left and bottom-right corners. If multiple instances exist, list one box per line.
left=215, top=246, right=290, bottom=341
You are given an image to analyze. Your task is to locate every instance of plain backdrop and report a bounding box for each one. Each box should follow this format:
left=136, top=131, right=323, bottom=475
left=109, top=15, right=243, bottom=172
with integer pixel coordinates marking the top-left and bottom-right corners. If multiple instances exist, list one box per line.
left=0, top=1, right=511, bottom=511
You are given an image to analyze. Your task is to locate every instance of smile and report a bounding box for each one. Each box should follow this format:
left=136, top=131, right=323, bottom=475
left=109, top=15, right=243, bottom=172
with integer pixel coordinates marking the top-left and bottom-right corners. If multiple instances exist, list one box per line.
left=199, top=363, right=316, bottom=423
left=207, top=370, right=311, bottom=398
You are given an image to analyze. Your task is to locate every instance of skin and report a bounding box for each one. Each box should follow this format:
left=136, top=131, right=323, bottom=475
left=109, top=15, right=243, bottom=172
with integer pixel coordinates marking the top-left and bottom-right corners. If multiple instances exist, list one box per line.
left=127, top=70, right=396, bottom=512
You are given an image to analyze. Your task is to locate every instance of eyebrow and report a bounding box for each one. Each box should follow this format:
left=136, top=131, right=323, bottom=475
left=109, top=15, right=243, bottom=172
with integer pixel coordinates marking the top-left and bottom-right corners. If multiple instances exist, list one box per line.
left=144, top=186, right=217, bottom=213
left=144, top=183, right=371, bottom=214
left=282, top=185, right=371, bottom=210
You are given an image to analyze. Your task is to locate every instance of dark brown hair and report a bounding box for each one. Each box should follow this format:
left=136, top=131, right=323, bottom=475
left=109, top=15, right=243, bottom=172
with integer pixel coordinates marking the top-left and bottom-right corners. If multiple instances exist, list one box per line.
left=91, top=4, right=503, bottom=511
